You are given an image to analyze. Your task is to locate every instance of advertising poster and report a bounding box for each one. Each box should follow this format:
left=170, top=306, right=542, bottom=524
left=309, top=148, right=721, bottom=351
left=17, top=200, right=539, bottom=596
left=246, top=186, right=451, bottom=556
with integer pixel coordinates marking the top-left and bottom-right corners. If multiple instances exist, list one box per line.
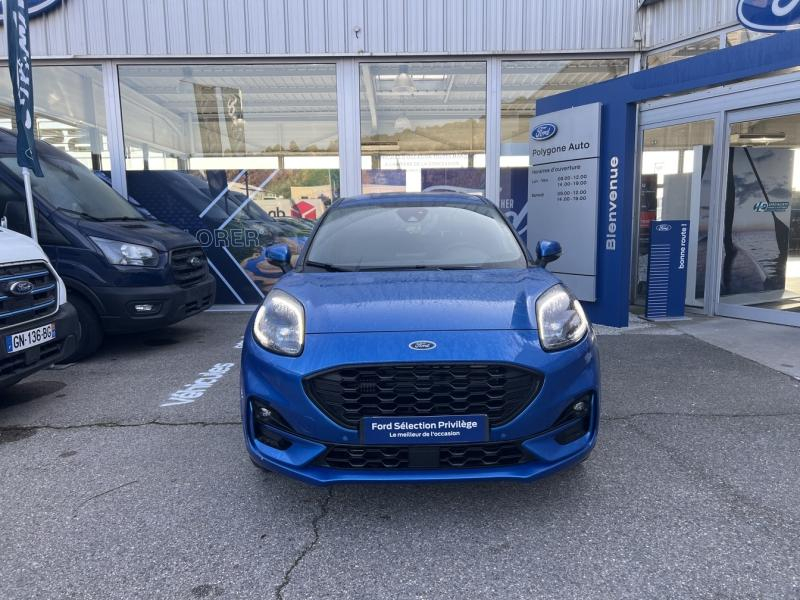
left=723, top=147, right=794, bottom=299
left=362, top=169, right=406, bottom=194
left=420, top=168, right=485, bottom=195
left=499, top=168, right=529, bottom=242
left=124, top=168, right=316, bottom=304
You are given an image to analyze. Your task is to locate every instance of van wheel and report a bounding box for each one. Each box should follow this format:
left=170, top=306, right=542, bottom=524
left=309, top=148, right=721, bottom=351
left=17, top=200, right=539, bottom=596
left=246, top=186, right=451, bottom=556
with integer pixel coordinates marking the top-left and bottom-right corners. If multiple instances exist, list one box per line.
left=67, top=295, right=104, bottom=362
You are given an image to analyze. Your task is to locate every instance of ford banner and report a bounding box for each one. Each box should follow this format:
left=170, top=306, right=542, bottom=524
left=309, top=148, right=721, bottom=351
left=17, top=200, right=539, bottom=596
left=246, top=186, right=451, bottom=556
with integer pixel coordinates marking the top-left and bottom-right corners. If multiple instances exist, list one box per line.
left=738, top=0, right=800, bottom=32
left=4, top=0, right=43, bottom=177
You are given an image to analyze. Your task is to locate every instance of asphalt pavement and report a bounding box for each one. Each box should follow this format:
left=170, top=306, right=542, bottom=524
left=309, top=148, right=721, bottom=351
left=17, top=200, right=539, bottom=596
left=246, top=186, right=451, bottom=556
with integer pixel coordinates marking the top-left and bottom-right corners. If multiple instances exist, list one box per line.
left=1, top=311, right=799, bottom=599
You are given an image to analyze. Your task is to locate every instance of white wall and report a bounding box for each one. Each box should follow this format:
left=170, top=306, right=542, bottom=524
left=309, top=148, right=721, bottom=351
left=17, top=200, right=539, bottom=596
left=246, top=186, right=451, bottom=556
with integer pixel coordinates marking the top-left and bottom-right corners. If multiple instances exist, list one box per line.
left=2, top=0, right=638, bottom=58
left=638, top=0, right=739, bottom=48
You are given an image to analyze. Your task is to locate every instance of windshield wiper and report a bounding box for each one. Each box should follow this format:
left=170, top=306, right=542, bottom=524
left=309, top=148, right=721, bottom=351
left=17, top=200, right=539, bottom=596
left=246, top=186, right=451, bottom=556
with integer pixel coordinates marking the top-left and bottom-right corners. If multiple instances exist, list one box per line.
left=96, top=216, right=146, bottom=222
left=358, top=265, right=484, bottom=272
left=304, top=260, right=352, bottom=272
left=55, top=207, right=102, bottom=221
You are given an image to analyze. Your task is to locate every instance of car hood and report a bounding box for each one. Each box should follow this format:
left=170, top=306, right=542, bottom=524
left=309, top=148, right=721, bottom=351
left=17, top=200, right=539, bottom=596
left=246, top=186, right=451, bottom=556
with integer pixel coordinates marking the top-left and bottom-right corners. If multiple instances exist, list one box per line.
left=276, top=268, right=560, bottom=334
left=76, top=219, right=200, bottom=252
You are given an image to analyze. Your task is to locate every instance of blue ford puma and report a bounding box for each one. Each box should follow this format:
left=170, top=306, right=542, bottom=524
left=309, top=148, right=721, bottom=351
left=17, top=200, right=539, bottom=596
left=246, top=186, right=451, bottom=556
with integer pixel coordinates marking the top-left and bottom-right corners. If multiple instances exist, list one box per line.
left=240, top=192, right=599, bottom=485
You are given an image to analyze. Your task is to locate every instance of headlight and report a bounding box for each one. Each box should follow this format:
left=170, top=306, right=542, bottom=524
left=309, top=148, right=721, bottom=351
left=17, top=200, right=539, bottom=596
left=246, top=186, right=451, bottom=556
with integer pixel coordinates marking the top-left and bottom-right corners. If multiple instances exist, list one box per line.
left=535, top=284, right=589, bottom=351
left=253, top=289, right=305, bottom=356
left=91, top=237, right=159, bottom=267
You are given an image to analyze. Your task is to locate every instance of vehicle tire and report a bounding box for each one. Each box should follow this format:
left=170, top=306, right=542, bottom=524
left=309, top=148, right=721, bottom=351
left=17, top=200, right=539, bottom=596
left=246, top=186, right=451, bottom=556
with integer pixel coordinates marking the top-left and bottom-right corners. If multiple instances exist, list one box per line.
left=66, top=295, right=104, bottom=362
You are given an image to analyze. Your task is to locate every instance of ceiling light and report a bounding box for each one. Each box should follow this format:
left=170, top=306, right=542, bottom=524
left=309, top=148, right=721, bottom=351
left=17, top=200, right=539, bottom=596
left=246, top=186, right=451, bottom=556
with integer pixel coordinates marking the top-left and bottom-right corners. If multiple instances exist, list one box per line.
left=392, top=68, right=416, bottom=94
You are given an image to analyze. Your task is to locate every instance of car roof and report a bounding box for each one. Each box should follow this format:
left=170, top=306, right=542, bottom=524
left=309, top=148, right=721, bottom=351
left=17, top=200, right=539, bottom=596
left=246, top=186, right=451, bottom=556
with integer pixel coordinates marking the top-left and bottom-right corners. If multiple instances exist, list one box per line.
left=336, top=192, right=489, bottom=208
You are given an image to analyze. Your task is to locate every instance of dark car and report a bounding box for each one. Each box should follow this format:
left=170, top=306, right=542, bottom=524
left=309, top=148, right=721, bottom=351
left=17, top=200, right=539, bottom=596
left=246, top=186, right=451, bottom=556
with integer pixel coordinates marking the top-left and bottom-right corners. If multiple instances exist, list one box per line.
left=0, top=129, right=216, bottom=360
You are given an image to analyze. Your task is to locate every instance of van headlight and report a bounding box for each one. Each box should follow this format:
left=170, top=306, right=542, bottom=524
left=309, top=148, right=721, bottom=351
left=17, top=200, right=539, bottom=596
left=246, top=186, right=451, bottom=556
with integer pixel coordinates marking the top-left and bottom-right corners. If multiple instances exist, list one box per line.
left=90, top=237, right=159, bottom=267
left=253, top=290, right=305, bottom=356
left=535, top=285, right=589, bottom=351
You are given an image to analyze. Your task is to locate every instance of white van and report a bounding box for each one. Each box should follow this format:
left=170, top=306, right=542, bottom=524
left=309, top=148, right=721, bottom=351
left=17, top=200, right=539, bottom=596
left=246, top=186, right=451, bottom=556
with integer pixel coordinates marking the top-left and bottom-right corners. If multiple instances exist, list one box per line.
left=0, top=226, right=79, bottom=390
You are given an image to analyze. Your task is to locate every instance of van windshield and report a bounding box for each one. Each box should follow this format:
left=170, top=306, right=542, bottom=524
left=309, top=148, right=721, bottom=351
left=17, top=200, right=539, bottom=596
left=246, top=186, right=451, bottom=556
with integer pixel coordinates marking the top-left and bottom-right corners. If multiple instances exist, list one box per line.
left=0, top=155, right=145, bottom=221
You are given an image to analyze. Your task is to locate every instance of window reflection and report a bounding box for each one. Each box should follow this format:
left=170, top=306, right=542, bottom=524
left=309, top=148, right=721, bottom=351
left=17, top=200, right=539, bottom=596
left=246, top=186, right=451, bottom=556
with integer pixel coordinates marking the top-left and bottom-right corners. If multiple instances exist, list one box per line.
left=359, top=61, right=487, bottom=197
left=118, top=63, right=339, bottom=303
left=0, top=65, right=110, bottom=171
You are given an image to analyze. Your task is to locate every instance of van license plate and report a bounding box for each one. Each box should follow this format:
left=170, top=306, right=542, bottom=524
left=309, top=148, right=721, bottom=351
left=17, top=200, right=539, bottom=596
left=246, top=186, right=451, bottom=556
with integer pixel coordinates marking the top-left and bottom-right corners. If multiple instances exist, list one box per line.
left=5, top=323, right=56, bottom=354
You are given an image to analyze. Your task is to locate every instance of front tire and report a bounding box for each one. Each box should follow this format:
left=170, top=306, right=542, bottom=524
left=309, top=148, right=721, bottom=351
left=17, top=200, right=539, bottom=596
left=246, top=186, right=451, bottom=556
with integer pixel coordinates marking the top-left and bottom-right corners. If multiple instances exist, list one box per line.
left=67, top=295, right=104, bottom=361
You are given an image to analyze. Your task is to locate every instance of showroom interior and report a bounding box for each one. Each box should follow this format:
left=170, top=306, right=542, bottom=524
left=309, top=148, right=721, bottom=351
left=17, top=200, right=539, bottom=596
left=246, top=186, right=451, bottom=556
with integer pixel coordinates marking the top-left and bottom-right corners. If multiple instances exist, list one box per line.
left=0, top=0, right=797, bottom=327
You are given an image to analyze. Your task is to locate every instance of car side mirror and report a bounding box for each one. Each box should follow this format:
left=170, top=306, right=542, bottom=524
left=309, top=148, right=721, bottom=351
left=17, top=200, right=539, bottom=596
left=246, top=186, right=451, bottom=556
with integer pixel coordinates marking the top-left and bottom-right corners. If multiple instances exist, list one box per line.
left=266, top=243, right=292, bottom=273
left=535, top=240, right=562, bottom=268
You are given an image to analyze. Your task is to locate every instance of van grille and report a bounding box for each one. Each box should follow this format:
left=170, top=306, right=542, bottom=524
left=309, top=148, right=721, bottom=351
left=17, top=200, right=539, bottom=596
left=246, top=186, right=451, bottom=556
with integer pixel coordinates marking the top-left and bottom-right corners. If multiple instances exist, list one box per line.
left=171, top=246, right=207, bottom=288
left=0, top=262, right=58, bottom=329
left=305, top=363, right=543, bottom=429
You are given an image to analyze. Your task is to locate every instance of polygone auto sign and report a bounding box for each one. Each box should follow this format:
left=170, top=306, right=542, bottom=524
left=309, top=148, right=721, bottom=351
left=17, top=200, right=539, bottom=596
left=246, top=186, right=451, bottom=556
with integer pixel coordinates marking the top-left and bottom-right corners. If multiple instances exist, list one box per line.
left=738, top=0, right=800, bottom=32
left=0, top=0, right=64, bottom=20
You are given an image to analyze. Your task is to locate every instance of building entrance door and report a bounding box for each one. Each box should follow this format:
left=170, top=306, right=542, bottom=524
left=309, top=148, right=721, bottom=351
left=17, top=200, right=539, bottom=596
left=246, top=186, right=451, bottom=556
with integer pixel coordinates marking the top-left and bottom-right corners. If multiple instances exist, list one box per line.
left=717, top=105, right=800, bottom=326
left=635, top=118, right=718, bottom=309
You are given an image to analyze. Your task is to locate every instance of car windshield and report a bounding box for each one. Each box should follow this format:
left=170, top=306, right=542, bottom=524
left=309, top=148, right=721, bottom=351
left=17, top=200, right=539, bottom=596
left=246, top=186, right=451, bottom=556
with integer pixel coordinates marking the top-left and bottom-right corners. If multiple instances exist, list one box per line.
left=1, top=155, right=145, bottom=221
left=304, top=200, right=527, bottom=271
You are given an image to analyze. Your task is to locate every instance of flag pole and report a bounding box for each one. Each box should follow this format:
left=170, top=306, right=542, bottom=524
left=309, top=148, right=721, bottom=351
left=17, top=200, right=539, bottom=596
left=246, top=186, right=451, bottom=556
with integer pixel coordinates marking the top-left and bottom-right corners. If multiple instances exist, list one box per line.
left=21, top=165, right=37, bottom=242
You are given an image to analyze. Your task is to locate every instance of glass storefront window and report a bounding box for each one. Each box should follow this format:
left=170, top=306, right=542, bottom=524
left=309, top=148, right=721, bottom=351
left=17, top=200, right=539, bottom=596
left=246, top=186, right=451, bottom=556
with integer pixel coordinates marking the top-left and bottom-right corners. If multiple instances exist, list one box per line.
left=499, top=59, right=627, bottom=238
left=118, top=63, right=339, bottom=303
left=726, top=28, right=773, bottom=47
left=0, top=65, right=110, bottom=171
left=646, top=37, right=720, bottom=68
left=721, top=114, right=800, bottom=314
left=636, top=121, right=715, bottom=307
left=359, top=61, right=486, bottom=197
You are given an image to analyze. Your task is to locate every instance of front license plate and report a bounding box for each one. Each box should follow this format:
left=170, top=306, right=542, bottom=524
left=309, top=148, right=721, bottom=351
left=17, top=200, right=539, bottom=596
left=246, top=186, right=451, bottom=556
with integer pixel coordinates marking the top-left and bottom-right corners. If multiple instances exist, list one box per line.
left=5, top=323, right=56, bottom=354
left=361, top=415, right=489, bottom=446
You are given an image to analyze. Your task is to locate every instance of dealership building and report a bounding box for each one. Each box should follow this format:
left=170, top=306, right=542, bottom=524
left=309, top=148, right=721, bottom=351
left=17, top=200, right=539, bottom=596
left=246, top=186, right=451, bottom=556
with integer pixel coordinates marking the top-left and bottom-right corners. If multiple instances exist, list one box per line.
left=1, top=0, right=798, bottom=328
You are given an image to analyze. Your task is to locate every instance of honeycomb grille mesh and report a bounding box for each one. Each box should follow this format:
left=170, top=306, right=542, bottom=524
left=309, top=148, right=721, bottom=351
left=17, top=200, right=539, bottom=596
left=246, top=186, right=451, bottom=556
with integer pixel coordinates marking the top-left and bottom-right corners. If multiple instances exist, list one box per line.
left=320, top=442, right=529, bottom=470
left=305, top=363, right=542, bottom=429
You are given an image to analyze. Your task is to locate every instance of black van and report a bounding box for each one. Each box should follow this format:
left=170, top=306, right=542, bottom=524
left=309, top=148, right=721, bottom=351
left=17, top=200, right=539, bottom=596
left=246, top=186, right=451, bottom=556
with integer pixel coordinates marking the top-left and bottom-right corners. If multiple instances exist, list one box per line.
left=0, top=130, right=216, bottom=359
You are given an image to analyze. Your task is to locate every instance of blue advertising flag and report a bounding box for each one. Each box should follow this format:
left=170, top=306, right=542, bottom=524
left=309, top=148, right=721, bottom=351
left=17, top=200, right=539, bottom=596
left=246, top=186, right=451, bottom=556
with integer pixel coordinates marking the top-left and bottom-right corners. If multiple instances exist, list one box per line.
left=4, top=0, right=43, bottom=177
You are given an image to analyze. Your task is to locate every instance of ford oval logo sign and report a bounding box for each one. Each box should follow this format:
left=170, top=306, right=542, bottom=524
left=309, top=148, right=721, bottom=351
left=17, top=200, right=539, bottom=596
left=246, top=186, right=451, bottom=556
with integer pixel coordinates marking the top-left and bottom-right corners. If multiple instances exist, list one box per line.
left=0, top=0, right=65, bottom=20
left=531, top=123, right=558, bottom=141
left=9, top=280, right=34, bottom=296
left=738, top=0, right=800, bottom=32
left=655, top=224, right=672, bottom=232
left=409, top=340, right=437, bottom=351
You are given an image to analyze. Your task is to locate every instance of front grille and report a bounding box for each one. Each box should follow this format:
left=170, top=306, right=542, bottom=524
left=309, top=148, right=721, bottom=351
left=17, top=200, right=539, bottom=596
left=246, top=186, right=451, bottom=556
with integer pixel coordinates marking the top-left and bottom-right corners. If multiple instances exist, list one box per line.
left=318, top=442, right=529, bottom=470
left=0, top=339, right=63, bottom=376
left=0, top=262, right=58, bottom=328
left=171, top=246, right=208, bottom=288
left=182, top=294, right=213, bottom=316
left=305, top=363, right=542, bottom=429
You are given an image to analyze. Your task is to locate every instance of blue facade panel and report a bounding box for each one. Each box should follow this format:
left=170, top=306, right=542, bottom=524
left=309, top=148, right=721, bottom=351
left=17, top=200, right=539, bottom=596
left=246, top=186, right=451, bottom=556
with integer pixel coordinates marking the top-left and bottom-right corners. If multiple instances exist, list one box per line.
left=536, top=30, right=800, bottom=327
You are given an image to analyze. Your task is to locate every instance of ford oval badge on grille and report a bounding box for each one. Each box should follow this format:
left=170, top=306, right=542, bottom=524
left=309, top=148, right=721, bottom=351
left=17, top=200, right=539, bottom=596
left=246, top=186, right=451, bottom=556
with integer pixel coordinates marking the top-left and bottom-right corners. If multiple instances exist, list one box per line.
left=409, top=340, right=437, bottom=351
left=9, top=280, right=34, bottom=296
left=188, top=256, right=203, bottom=267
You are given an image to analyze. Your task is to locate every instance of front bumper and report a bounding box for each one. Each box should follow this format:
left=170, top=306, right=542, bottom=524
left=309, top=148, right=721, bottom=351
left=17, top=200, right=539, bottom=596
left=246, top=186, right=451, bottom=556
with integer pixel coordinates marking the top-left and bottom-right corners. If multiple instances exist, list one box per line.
left=94, top=274, right=216, bottom=334
left=0, top=302, right=80, bottom=389
left=241, top=326, right=600, bottom=485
